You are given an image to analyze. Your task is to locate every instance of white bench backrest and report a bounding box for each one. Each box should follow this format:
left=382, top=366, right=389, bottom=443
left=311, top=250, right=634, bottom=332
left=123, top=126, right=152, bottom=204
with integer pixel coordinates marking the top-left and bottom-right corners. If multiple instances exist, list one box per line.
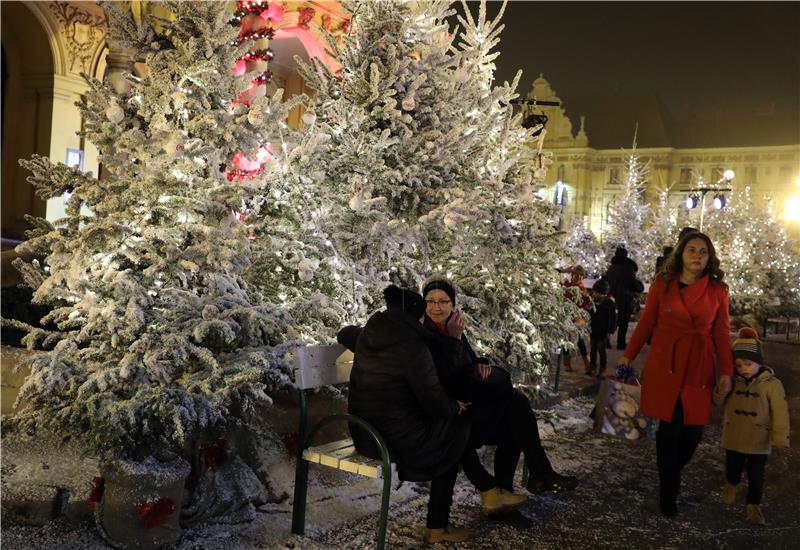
left=294, top=344, right=354, bottom=389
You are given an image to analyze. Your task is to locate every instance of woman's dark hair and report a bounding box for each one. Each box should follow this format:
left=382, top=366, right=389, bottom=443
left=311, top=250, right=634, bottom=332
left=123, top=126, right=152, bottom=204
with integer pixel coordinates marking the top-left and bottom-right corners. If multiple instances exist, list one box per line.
left=660, top=231, right=727, bottom=290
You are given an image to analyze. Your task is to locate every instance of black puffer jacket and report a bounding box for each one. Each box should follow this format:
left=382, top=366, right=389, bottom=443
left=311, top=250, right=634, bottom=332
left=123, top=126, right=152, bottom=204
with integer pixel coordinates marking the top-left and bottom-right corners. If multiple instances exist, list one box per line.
left=605, top=255, right=644, bottom=315
left=338, top=309, right=470, bottom=481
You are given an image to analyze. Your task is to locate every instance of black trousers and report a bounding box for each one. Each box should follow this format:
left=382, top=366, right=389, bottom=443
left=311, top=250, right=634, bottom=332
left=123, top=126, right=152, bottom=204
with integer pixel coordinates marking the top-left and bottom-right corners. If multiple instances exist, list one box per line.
left=656, top=398, right=704, bottom=504
left=617, top=312, right=631, bottom=348
left=486, top=390, right=554, bottom=491
left=577, top=337, right=587, bottom=356
left=427, top=462, right=459, bottom=528
left=589, top=336, right=607, bottom=371
left=726, top=450, right=768, bottom=504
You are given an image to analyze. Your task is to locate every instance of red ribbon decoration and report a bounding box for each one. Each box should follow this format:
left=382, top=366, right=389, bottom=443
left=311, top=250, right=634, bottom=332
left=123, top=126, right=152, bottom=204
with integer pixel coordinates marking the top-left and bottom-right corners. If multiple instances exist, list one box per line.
left=199, top=439, right=227, bottom=470
left=135, top=496, right=177, bottom=529
left=87, top=476, right=105, bottom=512
left=280, top=432, right=300, bottom=457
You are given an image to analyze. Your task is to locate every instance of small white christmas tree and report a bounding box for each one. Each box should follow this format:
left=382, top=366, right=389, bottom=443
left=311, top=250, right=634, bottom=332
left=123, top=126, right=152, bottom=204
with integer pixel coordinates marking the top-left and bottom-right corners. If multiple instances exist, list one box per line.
left=604, top=131, right=650, bottom=268
left=6, top=2, right=296, bottom=465
left=564, top=218, right=607, bottom=278
left=642, top=187, right=678, bottom=276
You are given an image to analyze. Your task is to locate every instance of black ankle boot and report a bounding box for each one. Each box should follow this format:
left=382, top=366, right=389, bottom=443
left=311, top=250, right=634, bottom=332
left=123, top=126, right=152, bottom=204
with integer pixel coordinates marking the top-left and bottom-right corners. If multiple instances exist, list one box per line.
left=659, top=478, right=679, bottom=517
left=526, top=471, right=578, bottom=494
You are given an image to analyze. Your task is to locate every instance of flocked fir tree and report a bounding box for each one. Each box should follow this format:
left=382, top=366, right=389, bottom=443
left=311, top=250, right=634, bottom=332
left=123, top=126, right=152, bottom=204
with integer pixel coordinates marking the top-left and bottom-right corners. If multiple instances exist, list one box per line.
left=563, top=218, right=607, bottom=278
left=5, top=1, right=304, bottom=493
left=293, top=0, right=585, bottom=382
left=642, top=187, right=678, bottom=277
left=604, top=134, right=650, bottom=268
left=703, top=187, right=800, bottom=321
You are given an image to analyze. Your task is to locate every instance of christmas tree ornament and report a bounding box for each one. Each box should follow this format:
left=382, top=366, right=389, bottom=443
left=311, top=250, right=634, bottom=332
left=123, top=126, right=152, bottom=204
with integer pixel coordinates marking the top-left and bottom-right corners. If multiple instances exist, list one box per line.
left=301, top=110, right=317, bottom=125
left=171, top=91, right=187, bottom=111
left=401, top=97, right=416, bottom=111
left=297, top=258, right=318, bottom=282
left=163, top=133, right=185, bottom=157
left=348, top=192, right=365, bottom=211
left=454, top=66, right=469, bottom=83
left=247, top=106, right=265, bottom=126
left=105, top=101, right=124, bottom=123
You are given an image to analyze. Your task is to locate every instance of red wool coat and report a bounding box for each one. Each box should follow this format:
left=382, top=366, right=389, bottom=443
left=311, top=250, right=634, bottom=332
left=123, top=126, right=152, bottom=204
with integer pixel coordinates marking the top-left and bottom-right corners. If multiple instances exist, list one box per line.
left=624, top=275, right=734, bottom=425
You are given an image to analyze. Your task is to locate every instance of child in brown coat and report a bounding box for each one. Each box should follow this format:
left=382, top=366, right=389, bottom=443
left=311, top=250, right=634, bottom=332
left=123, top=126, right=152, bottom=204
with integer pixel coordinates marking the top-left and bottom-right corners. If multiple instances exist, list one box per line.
left=713, top=327, right=790, bottom=525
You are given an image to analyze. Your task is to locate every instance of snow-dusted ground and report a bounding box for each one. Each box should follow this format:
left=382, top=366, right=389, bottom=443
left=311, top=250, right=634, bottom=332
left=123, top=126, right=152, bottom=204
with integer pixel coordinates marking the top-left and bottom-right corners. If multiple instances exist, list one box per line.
left=4, top=396, right=799, bottom=549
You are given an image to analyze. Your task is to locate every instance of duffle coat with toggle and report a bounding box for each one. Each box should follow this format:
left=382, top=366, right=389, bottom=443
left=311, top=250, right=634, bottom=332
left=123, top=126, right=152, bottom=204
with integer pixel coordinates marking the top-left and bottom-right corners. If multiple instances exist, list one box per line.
left=714, top=368, right=790, bottom=454
left=624, top=275, right=734, bottom=425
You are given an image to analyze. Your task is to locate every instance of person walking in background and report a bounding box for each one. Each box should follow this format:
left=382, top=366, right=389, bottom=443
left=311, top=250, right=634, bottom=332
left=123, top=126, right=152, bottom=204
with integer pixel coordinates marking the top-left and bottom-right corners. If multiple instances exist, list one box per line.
left=587, top=278, right=617, bottom=377
left=654, top=246, right=674, bottom=278
left=617, top=231, right=733, bottom=517
left=560, top=266, right=591, bottom=371
left=714, top=327, right=790, bottom=525
left=604, top=247, right=644, bottom=350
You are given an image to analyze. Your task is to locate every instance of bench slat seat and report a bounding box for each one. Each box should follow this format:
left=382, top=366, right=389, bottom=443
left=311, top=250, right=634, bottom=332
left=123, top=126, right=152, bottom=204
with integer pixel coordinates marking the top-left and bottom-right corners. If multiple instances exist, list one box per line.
left=302, top=438, right=397, bottom=479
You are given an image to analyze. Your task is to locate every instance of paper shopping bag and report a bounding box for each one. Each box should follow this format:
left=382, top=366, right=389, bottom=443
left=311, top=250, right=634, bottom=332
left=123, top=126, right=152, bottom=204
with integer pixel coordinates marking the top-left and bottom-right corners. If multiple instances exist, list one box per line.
left=594, top=376, right=657, bottom=441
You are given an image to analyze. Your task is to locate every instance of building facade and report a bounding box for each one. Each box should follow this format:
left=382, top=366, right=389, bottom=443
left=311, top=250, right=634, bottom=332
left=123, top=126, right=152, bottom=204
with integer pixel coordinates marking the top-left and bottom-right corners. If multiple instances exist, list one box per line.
left=525, top=75, right=800, bottom=238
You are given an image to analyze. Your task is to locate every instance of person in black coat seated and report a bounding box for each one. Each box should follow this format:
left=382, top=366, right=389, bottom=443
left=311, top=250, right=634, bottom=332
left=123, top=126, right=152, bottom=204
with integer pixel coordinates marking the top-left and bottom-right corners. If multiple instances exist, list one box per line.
left=422, top=276, right=578, bottom=496
left=337, top=285, right=476, bottom=543
left=604, top=247, right=644, bottom=350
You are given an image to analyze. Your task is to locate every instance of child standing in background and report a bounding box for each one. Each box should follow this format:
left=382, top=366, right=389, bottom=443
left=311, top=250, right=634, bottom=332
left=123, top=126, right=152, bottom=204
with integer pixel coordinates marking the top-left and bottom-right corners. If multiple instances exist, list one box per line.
left=714, top=327, right=790, bottom=525
left=587, top=278, right=616, bottom=377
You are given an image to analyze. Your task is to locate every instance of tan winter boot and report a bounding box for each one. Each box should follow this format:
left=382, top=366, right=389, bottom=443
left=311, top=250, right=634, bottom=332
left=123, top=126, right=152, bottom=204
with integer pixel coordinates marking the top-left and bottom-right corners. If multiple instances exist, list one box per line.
left=581, top=355, right=591, bottom=372
left=746, top=504, right=766, bottom=525
left=423, top=525, right=471, bottom=543
left=721, top=482, right=736, bottom=504
left=480, top=487, right=528, bottom=515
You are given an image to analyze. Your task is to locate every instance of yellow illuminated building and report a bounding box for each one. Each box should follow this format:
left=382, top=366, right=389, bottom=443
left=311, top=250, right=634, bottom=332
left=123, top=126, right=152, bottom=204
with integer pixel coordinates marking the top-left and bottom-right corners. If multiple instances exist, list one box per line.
left=524, top=75, right=800, bottom=238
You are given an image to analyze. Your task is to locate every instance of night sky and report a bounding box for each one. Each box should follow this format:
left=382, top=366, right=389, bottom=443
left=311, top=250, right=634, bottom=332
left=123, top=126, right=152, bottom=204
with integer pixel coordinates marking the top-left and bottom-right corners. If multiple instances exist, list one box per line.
left=461, top=1, right=800, bottom=148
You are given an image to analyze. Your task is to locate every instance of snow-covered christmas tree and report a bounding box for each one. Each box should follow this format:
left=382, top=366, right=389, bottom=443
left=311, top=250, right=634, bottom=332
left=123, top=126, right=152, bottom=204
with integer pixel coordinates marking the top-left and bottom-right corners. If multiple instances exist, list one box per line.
left=704, top=187, right=800, bottom=321
left=604, top=131, right=650, bottom=268
left=295, top=0, right=584, bottom=382
left=563, top=218, right=607, bottom=278
left=642, top=187, right=678, bottom=276
left=6, top=1, right=298, bottom=472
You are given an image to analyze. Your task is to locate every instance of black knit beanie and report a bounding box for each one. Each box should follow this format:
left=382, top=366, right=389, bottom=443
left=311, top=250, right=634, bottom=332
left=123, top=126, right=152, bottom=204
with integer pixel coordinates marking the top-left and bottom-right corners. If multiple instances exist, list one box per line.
left=422, top=278, right=456, bottom=305
left=383, top=285, right=427, bottom=319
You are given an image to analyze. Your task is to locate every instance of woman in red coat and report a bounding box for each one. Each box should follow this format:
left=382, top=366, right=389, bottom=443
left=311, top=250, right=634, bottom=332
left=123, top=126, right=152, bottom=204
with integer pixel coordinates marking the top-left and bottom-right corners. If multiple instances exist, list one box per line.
left=618, top=232, right=733, bottom=517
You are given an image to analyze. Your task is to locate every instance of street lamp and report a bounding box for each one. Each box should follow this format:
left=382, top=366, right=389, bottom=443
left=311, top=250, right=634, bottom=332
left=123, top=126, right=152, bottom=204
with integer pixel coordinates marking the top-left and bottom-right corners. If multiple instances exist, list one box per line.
left=680, top=169, right=735, bottom=231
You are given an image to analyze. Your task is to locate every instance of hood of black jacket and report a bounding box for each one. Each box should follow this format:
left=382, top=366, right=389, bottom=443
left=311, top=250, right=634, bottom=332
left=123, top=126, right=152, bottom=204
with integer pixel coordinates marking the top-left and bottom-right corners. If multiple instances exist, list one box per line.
left=359, top=308, right=429, bottom=352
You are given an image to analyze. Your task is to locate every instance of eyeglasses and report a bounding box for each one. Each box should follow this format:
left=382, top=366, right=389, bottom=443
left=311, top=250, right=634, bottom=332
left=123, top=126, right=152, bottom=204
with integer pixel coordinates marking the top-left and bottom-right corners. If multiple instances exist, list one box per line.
left=425, top=300, right=452, bottom=307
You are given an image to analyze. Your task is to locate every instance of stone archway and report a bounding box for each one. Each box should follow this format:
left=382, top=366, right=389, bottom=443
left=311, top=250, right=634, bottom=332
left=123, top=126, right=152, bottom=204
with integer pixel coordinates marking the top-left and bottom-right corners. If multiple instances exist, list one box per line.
left=1, top=1, right=55, bottom=242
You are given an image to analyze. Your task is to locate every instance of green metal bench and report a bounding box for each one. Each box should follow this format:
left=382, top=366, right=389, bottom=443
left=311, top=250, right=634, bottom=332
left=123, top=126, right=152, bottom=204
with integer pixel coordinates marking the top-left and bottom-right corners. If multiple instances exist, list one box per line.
left=290, top=344, right=397, bottom=550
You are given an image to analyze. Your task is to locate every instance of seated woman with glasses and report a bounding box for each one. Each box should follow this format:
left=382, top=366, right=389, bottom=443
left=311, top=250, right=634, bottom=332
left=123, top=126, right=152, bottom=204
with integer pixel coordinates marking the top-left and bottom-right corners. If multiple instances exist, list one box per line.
left=422, top=275, right=578, bottom=497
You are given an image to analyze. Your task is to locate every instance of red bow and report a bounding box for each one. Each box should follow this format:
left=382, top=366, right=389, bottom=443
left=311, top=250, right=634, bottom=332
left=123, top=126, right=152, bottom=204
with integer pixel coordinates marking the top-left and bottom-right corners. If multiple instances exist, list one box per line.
left=199, top=439, right=227, bottom=470
left=281, top=432, right=300, bottom=456
left=87, top=476, right=105, bottom=512
left=135, top=496, right=176, bottom=529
